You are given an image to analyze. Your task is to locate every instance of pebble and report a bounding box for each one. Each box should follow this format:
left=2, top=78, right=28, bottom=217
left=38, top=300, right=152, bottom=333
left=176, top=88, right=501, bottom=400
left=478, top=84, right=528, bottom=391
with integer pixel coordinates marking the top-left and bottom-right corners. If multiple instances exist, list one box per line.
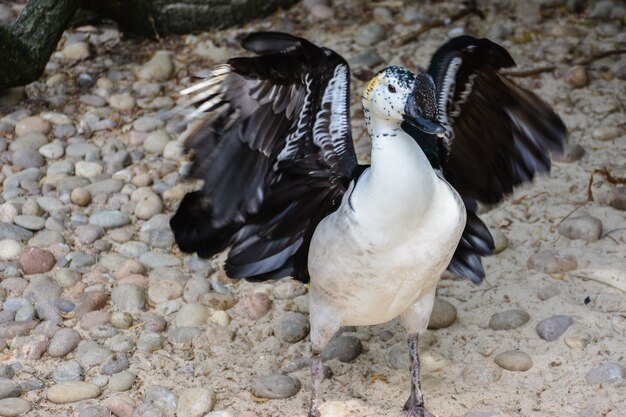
left=0, top=240, right=21, bottom=261
left=490, top=229, right=508, bottom=254
left=133, top=189, right=163, bottom=220
left=310, top=4, right=333, bottom=20
left=104, top=398, right=134, bottom=417
left=557, top=215, right=602, bottom=242
left=80, top=310, right=111, bottom=330
left=39, top=142, right=64, bottom=159
left=89, top=210, right=131, bottom=229
left=133, top=116, right=165, bottom=133
left=201, top=293, right=236, bottom=310
left=611, top=187, right=626, bottom=211
left=75, top=161, right=103, bottom=178
left=355, top=23, right=385, bottom=46
left=234, top=293, right=272, bottom=320
left=322, top=335, right=363, bottom=362
left=273, top=280, right=307, bottom=300
left=15, top=116, right=50, bottom=137
left=0, top=366, right=14, bottom=380
left=0, top=398, right=32, bottom=416
left=48, top=328, right=81, bottom=357
left=551, top=143, right=585, bottom=163
left=143, top=130, right=170, bottom=154
left=205, top=412, right=235, bottom=417
left=75, top=225, right=104, bottom=245
left=138, top=252, right=180, bottom=268
left=0, top=379, right=20, bottom=400
left=13, top=215, right=45, bottom=231
left=111, top=284, right=146, bottom=311
left=183, top=277, right=211, bottom=303
left=148, top=279, right=183, bottom=305
left=75, top=291, right=109, bottom=319
left=275, top=312, right=310, bottom=343
left=137, top=51, right=174, bottom=81
left=144, top=385, right=177, bottom=410
left=109, top=94, right=136, bottom=111
left=14, top=334, right=48, bottom=359
left=105, top=334, right=135, bottom=352
left=565, top=65, right=588, bottom=88
left=565, top=335, right=590, bottom=349
left=175, top=303, right=209, bottom=327
left=80, top=94, right=107, bottom=107
left=427, top=297, right=457, bottom=329
left=108, top=371, right=136, bottom=392
left=592, top=126, right=621, bottom=142
left=137, top=332, right=164, bottom=352
left=53, top=361, right=84, bottom=383
left=585, top=362, right=625, bottom=384
left=12, top=149, right=44, bottom=169
left=536, top=315, right=573, bottom=341
left=527, top=250, right=577, bottom=274
left=250, top=375, right=301, bottom=399
left=47, top=381, right=100, bottom=403
left=0, top=204, right=18, bottom=223
left=18, top=247, right=56, bottom=274
left=538, top=284, right=561, bottom=301
left=100, top=353, right=130, bottom=375
left=462, top=361, right=502, bottom=384
left=176, top=388, right=216, bottom=417
left=62, top=41, right=91, bottom=61
left=494, top=350, right=533, bottom=371
left=76, top=340, right=111, bottom=368
left=488, top=309, right=530, bottom=330
left=10, top=133, right=48, bottom=151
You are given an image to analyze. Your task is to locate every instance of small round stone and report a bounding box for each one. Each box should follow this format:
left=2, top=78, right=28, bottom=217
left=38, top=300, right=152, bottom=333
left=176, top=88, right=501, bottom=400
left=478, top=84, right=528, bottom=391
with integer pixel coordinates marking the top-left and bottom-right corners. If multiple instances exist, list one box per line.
left=565, top=65, right=588, bottom=88
left=536, top=315, right=573, bottom=341
left=18, top=247, right=56, bottom=274
left=489, top=309, right=530, bottom=330
left=234, top=293, right=272, bottom=320
left=143, top=130, right=170, bottom=155
left=133, top=190, right=163, bottom=220
left=0, top=398, right=32, bottom=416
left=537, top=284, right=561, bottom=301
left=565, top=335, right=590, bottom=349
left=462, top=361, right=502, bottom=384
left=585, top=363, right=625, bottom=385
left=322, top=335, right=363, bottom=362
left=47, top=381, right=100, bottom=404
left=108, top=371, right=136, bottom=392
left=137, top=332, right=164, bottom=352
left=176, top=388, right=216, bottom=417
left=494, top=350, right=533, bottom=371
left=274, top=312, right=310, bottom=343
left=137, top=51, right=174, bottom=81
left=527, top=250, right=577, bottom=274
left=111, top=312, right=133, bottom=329
left=355, top=23, right=385, bottom=46
left=100, top=353, right=130, bottom=375
left=48, top=328, right=81, bottom=357
left=250, top=375, right=301, bottom=399
left=148, top=279, right=183, bottom=305
left=490, top=229, right=509, bottom=254
left=0, top=379, right=21, bottom=400
left=52, top=361, right=84, bottom=383
left=12, top=149, right=44, bottom=169
left=89, top=210, right=131, bottom=229
left=0, top=240, right=21, bottom=261
left=13, top=215, right=45, bottom=231
left=109, top=94, right=136, bottom=111
left=71, top=188, right=91, bottom=206
left=592, top=126, right=620, bottom=142
left=111, top=284, right=146, bottom=311
left=15, top=116, right=50, bottom=136
left=557, top=215, right=602, bottom=242
left=175, top=303, right=209, bottom=328
left=427, top=297, right=457, bottom=329
left=75, top=161, right=103, bottom=178
left=62, top=42, right=90, bottom=61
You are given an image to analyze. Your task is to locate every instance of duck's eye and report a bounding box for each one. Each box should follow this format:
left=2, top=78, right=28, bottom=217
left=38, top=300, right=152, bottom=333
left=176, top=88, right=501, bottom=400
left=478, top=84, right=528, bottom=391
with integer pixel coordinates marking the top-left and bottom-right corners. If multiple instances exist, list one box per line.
left=387, top=84, right=397, bottom=93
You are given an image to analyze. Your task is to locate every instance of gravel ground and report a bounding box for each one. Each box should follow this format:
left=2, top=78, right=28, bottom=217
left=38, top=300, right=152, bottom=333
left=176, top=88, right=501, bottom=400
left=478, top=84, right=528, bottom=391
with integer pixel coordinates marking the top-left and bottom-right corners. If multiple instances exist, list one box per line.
left=0, top=1, right=625, bottom=417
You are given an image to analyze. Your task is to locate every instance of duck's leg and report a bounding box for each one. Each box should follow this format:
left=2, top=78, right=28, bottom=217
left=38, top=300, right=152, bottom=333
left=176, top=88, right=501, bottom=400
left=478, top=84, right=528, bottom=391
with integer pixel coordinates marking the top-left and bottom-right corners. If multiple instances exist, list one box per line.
left=307, top=295, right=342, bottom=417
left=400, top=291, right=437, bottom=417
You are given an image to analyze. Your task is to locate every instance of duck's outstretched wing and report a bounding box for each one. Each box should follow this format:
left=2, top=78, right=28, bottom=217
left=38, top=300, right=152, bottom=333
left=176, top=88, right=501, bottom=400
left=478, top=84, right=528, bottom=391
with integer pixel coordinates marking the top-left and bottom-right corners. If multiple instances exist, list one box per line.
left=428, top=35, right=567, bottom=203
left=408, top=35, right=567, bottom=283
left=170, top=32, right=358, bottom=282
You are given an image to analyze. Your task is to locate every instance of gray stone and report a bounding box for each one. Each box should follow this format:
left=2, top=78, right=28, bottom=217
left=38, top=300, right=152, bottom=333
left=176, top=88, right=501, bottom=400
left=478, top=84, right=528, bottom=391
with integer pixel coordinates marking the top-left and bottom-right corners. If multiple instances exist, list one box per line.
left=105, top=334, right=135, bottom=353
left=137, top=332, right=164, bottom=352
left=48, top=329, right=81, bottom=357
left=117, top=241, right=149, bottom=258
left=52, top=361, right=84, bottom=383
left=47, top=381, right=100, bottom=404
left=489, top=309, right=530, bottom=330
left=0, top=366, right=14, bottom=380
left=536, top=315, right=573, bottom=341
left=18, top=379, right=43, bottom=392
left=144, top=385, right=177, bottom=410
left=108, top=371, right=136, bottom=392
left=13, top=216, right=45, bottom=231
left=528, top=250, right=577, bottom=273
left=29, top=230, right=64, bottom=247
left=111, top=284, right=146, bottom=311
left=0, top=379, right=21, bottom=400
left=557, top=215, right=603, bottom=242
left=0, top=397, right=32, bottom=416
left=138, top=252, right=181, bottom=268
left=250, top=375, right=301, bottom=399
left=387, top=343, right=409, bottom=370
left=133, top=404, right=165, bottom=417
left=100, top=353, right=130, bottom=375
left=133, top=116, right=165, bottom=133
left=176, top=388, right=216, bottom=417
left=75, top=225, right=104, bottom=245
left=494, top=350, right=533, bottom=372
left=428, top=297, right=457, bottom=329
left=275, top=312, right=310, bottom=343
left=89, top=325, right=118, bottom=339
left=355, top=23, right=385, bottom=46
left=585, top=362, right=625, bottom=385
left=322, top=335, right=363, bottom=362
left=76, top=341, right=112, bottom=368
left=88, top=210, right=131, bottom=229
left=14, top=305, right=36, bottom=321
left=0, top=223, right=33, bottom=242
left=12, top=149, right=44, bottom=169
left=175, top=303, right=209, bottom=328
left=538, top=284, right=561, bottom=301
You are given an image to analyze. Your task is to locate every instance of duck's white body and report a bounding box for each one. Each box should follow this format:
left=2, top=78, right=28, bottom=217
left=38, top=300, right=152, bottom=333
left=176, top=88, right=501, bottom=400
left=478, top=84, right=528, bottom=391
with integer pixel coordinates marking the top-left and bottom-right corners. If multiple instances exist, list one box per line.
left=308, top=122, right=466, bottom=348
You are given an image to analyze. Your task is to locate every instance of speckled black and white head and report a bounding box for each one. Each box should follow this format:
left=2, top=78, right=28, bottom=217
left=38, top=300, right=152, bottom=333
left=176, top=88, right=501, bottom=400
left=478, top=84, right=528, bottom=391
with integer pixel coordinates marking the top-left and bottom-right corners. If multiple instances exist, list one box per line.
left=362, top=66, right=444, bottom=136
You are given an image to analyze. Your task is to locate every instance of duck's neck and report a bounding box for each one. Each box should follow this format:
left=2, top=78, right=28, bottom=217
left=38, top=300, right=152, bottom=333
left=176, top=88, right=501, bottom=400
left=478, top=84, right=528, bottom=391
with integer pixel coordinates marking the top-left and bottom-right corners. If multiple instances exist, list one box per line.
left=356, top=113, right=438, bottom=222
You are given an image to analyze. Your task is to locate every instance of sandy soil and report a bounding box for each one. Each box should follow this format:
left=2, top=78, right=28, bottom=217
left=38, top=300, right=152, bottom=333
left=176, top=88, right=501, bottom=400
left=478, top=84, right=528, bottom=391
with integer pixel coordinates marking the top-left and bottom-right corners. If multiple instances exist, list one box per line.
left=2, top=1, right=625, bottom=417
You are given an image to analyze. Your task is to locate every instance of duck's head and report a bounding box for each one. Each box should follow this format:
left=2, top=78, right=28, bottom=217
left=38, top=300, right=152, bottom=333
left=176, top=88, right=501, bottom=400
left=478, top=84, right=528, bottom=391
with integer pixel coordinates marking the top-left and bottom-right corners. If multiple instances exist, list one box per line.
left=362, top=66, right=444, bottom=137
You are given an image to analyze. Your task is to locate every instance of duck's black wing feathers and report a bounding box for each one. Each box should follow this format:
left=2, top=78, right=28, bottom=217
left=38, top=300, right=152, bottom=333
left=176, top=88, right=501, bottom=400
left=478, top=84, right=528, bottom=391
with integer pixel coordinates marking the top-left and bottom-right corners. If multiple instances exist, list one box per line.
left=407, top=36, right=567, bottom=283
left=170, top=32, right=358, bottom=282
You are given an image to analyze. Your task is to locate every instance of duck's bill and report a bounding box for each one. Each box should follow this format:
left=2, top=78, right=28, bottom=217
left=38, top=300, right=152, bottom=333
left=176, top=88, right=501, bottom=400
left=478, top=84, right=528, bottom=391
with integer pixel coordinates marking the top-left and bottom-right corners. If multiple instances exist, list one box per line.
left=403, top=97, right=446, bottom=137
